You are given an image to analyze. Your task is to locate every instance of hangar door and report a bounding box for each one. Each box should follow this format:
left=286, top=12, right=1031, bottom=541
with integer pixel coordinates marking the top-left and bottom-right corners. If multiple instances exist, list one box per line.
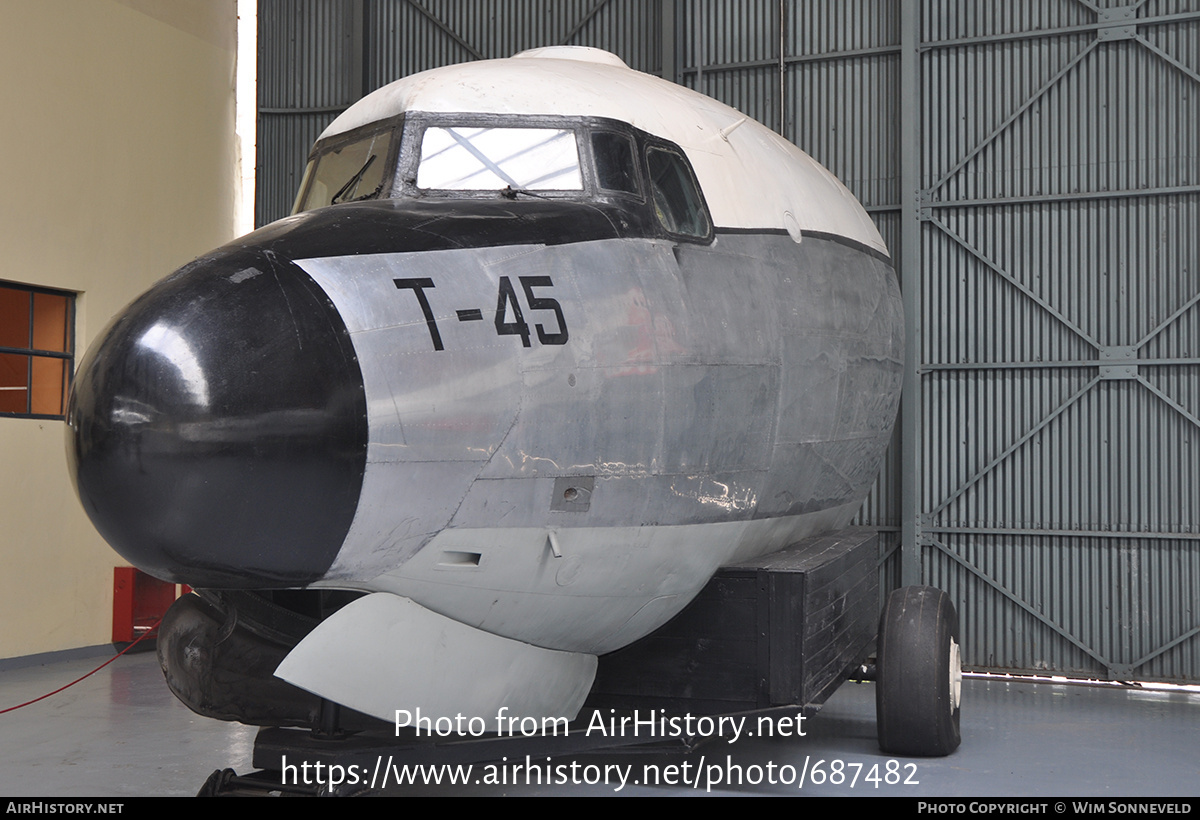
left=902, top=0, right=1199, bottom=683
left=257, top=0, right=1200, bottom=683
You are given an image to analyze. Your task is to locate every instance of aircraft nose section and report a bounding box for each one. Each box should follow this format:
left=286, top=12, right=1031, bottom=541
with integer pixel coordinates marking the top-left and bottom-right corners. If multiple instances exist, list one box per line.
left=66, top=247, right=367, bottom=588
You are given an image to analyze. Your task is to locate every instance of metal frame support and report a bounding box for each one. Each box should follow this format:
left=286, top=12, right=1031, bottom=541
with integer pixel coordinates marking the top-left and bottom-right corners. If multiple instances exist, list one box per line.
left=899, top=0, right=923, bottom=587
left=351, top=0, right=366, bottom=97
left=660, top=0, right=676, bottom=83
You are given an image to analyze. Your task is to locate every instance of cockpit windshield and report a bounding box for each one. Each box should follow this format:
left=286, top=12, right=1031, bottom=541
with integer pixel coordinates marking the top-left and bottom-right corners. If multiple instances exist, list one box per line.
left=293, top=127, right=394, bottom=213
left=416, top=127, right=583, bottom=191
left=291, top=115, right=713, bottom=243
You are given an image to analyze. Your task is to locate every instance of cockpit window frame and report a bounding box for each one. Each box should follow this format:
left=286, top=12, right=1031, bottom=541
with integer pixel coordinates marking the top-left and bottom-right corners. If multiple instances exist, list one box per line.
left=414, top=124, right=585, bottom=193
left=292, top=114, right=406, bottom=215
left=396, top=113, right=628, bottom=202
left=294, top=112, right=714, bottom=246
left=591, top=130, right=643, bottom=198
left=643, top=141, right=713, bottom=242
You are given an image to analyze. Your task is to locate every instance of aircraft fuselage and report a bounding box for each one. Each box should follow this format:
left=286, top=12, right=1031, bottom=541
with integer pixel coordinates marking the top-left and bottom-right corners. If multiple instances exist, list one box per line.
left=67, top=49, right=902, bottom=722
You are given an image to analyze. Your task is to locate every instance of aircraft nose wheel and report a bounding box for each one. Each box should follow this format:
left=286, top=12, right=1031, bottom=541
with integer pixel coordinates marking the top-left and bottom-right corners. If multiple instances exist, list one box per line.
left=875, top=585, right=962, bottom=756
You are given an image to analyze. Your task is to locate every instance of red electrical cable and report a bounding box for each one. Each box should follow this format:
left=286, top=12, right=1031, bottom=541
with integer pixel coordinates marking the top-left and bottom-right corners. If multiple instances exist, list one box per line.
left=0, top=618, right=164, bottom=715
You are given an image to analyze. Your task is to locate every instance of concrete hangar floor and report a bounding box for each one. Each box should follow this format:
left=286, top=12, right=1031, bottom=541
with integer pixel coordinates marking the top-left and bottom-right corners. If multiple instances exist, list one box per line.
left=0, top=648, right=1195, bottom=797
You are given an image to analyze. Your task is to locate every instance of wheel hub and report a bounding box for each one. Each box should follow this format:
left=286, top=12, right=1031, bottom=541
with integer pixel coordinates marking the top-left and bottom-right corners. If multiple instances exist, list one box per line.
left=949, top=636, right=962, bottom=711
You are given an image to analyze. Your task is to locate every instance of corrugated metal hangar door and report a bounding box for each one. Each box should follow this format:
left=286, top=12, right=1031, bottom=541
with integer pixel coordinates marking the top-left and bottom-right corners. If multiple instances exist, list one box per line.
left=899, top=1, right=1199, bottom=683
left=256, top=0, right=1200, bottom=683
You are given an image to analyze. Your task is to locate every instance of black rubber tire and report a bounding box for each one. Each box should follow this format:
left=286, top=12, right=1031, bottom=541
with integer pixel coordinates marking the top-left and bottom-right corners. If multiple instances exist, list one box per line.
left=876, top=585, right=962, bottom=756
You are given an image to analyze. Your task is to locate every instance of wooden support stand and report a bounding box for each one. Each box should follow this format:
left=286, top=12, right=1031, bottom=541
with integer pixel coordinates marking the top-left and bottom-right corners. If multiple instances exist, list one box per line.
left=589, top=528, right=879, bottom=714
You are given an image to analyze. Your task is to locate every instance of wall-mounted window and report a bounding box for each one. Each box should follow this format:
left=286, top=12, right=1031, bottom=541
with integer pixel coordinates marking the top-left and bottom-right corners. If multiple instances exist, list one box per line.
left=0, top=282, right=74, bottom=419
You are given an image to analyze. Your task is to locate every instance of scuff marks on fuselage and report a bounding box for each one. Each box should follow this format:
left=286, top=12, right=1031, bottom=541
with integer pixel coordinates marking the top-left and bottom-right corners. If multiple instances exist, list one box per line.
left=286, top=203, right=900, bottom=647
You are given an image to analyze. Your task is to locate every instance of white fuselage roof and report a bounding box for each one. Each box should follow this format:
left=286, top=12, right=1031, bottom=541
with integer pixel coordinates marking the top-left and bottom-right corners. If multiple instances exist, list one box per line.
left=321, top=47, right=887, bottom=256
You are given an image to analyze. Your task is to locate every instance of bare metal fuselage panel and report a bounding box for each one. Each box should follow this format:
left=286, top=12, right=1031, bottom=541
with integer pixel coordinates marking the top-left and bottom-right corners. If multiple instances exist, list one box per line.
left=67, top=49, right=902, bottom=725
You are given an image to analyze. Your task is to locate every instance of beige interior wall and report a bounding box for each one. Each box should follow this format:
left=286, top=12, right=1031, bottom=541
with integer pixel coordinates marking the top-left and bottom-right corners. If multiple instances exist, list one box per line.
left=0, top=0, right=238, bottom=658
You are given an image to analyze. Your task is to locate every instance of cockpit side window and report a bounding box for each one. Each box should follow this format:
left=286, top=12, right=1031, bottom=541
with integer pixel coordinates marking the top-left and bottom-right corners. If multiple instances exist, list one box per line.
left=416, top=127, right=583, bottom=191
left=293, top=124, right=397, bottom=213
left=646, top=146, right=711, bottom=239
left=592, top=131, right=639, bottom=195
